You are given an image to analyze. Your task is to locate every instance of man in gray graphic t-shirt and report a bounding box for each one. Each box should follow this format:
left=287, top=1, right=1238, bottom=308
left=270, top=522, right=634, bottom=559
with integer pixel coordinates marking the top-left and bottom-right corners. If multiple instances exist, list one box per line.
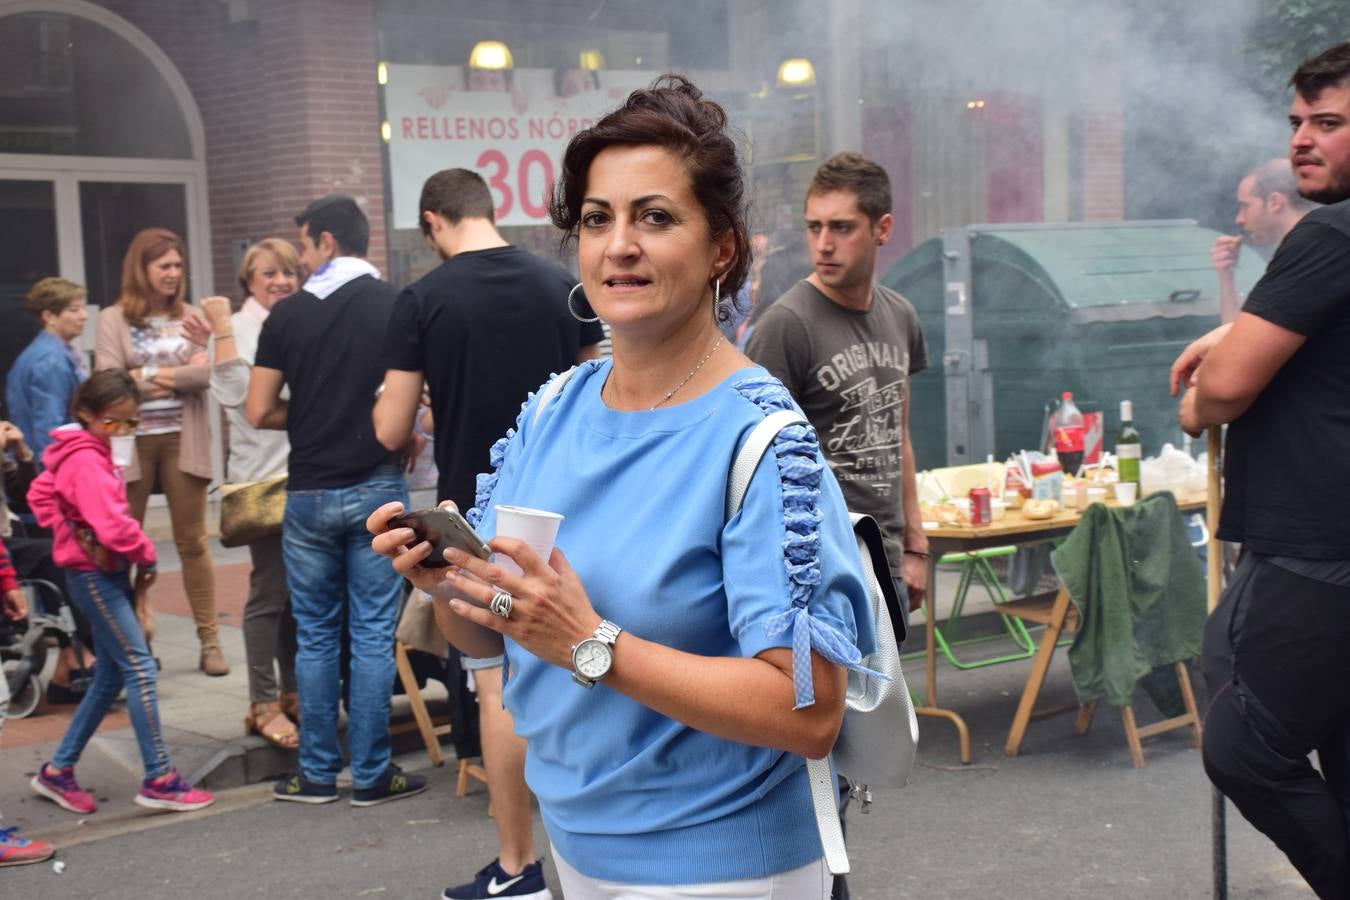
left=746, top=152, right=929, bottom=611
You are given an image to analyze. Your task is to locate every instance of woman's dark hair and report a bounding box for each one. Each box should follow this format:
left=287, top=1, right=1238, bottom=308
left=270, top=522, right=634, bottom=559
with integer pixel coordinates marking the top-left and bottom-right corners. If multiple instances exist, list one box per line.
left=548, top=74, right=751, bottom=304
left=73, top=369, right=139, bottom=417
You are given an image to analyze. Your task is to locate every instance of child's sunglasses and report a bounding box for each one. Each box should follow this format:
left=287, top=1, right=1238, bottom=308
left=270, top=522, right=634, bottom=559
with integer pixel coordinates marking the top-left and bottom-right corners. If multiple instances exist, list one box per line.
left=102, top=417, right=140, bottom=435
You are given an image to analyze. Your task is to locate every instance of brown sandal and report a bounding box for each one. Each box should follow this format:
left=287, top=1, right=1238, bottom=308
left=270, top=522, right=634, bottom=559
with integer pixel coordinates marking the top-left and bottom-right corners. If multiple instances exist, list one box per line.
left=280, top=691, right=300, bottom=724
left=245, top=702, right=299, bottom=750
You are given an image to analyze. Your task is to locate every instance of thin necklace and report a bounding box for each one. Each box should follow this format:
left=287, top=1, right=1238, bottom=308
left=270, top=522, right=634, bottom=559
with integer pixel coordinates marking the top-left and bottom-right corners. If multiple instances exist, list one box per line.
left=615, top=336, right=725, bottom=411
left=653, top=336, right=724, bottom=410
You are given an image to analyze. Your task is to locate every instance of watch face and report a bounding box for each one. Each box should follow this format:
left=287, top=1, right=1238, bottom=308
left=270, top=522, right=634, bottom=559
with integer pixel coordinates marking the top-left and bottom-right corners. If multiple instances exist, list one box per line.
left=574, top=639, right=613, bottom=679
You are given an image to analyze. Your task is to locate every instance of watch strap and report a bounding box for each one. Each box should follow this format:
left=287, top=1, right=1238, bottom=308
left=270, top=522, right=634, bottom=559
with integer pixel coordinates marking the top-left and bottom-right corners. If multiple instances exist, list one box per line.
left=593, top=619, right=622, bottom=646
left=571, top=619, right=623, bottom=688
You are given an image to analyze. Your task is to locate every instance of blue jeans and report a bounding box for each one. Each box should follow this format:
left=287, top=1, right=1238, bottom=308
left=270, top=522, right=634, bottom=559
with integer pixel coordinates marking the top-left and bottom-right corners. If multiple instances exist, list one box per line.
left=283, top=467, right=407, bottom=788
left=53, top=569, right=171, bottom=778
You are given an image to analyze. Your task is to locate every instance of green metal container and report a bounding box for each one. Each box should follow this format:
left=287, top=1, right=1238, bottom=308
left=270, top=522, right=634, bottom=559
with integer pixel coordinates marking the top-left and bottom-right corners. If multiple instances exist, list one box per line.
left=881, top=221, right=1267, bottom=468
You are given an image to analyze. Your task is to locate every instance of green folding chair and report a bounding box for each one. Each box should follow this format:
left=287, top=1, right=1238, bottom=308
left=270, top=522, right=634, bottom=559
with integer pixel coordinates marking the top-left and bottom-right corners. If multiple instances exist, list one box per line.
left=907, top=546, right=1038, bottom=669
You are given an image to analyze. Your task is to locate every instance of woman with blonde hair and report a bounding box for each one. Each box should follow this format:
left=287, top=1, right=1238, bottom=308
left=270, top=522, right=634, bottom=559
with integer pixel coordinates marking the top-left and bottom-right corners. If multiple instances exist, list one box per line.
left=95, top=227, right=225, bottom=676
left=201, top=238, right=301, bottom=747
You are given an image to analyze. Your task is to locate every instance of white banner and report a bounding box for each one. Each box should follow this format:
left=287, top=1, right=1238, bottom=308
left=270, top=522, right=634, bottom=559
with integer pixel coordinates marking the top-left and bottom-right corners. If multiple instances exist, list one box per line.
left=385, top=65, right=654, bottom=229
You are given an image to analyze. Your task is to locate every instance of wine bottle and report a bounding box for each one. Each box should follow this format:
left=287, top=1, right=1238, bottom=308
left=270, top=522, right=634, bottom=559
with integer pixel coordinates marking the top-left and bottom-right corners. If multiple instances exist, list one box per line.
left=1116, top=400, right=1142, bottom=487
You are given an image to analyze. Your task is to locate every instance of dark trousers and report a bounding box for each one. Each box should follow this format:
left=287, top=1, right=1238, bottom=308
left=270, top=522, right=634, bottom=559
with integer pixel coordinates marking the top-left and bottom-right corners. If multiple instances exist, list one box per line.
left=1201, top=553, right=1350, bottom=900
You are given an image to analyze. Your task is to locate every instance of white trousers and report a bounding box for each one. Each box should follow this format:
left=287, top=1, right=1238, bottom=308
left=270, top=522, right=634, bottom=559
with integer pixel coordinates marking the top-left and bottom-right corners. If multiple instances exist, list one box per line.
left=552, top=848, right=830, bottom=900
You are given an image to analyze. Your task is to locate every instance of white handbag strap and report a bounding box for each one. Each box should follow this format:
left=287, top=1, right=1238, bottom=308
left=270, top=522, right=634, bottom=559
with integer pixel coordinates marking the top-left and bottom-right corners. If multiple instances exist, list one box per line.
left=726, top=410, right=808, bottom=520
left=532, top=367, right=579, bottom=426
left=728, top=409, right=851, bottom=876
left=807, top=757, right=851, bottom=875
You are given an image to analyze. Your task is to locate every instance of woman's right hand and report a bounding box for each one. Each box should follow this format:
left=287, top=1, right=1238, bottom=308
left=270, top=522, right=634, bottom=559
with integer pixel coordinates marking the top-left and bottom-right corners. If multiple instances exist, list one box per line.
left=366, top=500, right=453, bottom=596
left=200, top=296, right=233, bottom=333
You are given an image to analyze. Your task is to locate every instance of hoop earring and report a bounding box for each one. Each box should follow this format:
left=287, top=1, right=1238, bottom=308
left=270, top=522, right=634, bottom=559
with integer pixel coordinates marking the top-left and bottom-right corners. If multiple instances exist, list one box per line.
left=568, top=283, right=600, bottom=323
left=712, top=278, right=731, bottom=325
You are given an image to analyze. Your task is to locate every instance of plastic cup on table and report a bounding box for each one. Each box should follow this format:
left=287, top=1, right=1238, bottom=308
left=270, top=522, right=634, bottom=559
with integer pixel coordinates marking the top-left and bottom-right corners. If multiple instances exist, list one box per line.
left=1114, top=482, right=1138, bottom=507
left=494, top=505, right=564, bottom=576
left=1087, top=486, right=1108, bottom=507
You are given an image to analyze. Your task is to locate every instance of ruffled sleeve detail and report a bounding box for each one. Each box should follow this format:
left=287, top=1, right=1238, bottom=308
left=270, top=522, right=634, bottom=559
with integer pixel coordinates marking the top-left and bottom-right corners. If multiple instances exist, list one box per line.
left=465, top=372, right=553, bottom=530
left=466, top=363, right=601, bottom=530
left=734, top=375, right=889, bottom=709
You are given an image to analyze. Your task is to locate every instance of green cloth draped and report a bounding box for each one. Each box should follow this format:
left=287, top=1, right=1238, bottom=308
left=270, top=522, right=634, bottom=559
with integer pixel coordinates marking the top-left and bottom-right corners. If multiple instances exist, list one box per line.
left=1051, top=493, right=1206, bottom=708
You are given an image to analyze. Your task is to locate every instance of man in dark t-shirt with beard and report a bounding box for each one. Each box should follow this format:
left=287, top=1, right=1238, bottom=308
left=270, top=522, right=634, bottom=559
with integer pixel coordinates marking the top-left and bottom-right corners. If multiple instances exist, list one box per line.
left=1170, top=42, right=1350, bottom=899
left=374, top=168, right=601, bottom=900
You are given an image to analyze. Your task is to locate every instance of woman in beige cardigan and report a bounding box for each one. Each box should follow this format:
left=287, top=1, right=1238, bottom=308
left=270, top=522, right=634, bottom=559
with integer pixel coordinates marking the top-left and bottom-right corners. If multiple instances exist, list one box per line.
left=95, top=228, right=226, bottom=676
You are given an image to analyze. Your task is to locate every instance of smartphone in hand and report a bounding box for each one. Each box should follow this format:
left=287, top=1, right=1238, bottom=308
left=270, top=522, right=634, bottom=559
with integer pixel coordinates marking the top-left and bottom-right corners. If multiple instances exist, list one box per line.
left=390, top=507, right=492, bottom=568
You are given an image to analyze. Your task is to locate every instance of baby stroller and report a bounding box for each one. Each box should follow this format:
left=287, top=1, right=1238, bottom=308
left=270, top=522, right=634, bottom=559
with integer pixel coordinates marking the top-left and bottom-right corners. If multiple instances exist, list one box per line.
left=0, top=578, right=87, bottom=719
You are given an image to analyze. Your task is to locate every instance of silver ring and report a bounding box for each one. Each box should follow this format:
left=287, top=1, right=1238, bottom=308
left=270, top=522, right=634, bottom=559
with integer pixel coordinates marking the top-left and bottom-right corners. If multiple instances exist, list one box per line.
left=489, top=590, right=514, bottom=619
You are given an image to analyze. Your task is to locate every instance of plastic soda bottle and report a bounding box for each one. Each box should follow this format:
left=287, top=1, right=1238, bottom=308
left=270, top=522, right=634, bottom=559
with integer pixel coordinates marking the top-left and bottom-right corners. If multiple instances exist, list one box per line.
left=1053, top=392, right=1085, bottom=476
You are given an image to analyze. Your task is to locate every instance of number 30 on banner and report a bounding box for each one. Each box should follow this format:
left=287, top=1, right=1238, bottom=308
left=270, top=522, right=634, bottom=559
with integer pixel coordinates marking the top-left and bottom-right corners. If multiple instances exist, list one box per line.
left=476, top=149, right=556, bottom=222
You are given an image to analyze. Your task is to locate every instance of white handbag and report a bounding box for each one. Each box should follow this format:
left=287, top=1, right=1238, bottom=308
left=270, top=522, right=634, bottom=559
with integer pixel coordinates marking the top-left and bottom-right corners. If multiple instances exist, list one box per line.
left=728, top=410, right=919, bottom=876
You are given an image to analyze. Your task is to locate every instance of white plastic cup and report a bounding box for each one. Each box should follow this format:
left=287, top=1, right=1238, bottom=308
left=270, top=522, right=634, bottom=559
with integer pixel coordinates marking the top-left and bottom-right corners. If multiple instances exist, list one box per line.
left=494, top=505, right=564, bottom=575
left=110, top=434, right=136, bottom=468
left=1087, top=486, right=1108, bottom=507
left=1114, top=481, right=1138, bottom=507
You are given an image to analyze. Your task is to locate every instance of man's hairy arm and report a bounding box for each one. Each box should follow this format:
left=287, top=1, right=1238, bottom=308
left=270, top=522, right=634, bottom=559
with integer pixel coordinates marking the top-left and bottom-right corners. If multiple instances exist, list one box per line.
left=1178, top=312, right=1305, bottom=436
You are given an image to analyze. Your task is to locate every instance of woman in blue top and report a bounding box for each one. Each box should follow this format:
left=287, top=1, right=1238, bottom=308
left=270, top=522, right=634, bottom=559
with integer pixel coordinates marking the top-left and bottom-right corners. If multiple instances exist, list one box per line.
left=369, top=75, right=875, bottom=899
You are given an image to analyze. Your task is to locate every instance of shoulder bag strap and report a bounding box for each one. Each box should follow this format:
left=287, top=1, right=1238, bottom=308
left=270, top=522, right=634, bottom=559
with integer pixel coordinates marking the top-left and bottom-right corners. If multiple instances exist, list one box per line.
left=532, top=367, right=579, bottom=426
left=725, top=408, right=851, bottom=875
left=725, top=409, right=807, bottom=520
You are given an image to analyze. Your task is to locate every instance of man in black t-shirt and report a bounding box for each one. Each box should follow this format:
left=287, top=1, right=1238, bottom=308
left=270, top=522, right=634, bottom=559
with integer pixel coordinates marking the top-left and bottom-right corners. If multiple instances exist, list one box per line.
left=377, top=170, right=602, bottom=511
left=1171, top=43, right=1350, bottom=899
left=249, top=195, right=427, bottom=809
left=374, top=169, right=601, bottom=898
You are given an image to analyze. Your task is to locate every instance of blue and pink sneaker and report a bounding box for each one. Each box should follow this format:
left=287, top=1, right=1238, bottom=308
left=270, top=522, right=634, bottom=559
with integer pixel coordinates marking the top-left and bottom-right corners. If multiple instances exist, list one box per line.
left=135, top=769, right=214, bottom=812
left=0, top=826, right=55, bottom=867
left=30, top=763, right=97, bottom=814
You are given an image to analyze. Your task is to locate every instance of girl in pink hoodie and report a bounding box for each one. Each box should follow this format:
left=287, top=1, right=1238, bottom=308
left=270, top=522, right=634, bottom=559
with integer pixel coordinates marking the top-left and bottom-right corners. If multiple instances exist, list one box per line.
left=27, top=370, right=213, bottom=815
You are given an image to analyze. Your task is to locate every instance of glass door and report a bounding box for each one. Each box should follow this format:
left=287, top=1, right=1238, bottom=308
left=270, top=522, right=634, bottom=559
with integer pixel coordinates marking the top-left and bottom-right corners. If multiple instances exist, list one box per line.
left=78, top=181, right=189, bottom=309
left=0, top=177, right=58, bottom=408
left=0, top=173, right=194, bottom=415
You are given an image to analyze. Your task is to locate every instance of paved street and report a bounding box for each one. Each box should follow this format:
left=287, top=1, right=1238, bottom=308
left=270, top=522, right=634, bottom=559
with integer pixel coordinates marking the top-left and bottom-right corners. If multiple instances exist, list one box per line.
left=0, top=519, right=1318, bottom=897
left=2, top=651, right=1315, bottom=898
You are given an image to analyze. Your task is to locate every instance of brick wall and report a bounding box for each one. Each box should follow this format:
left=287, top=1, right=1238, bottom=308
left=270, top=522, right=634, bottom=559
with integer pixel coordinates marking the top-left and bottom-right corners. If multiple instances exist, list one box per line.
left=1076, top=16, right=1126, bottom=222
left=96, top=0, right=388, bottom=295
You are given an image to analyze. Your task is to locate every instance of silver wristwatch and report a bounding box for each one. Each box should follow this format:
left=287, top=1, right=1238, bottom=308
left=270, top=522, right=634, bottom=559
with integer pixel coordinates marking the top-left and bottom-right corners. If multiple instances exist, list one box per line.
left=570, top=619, right=623, bottom=688
left=141, top=363, right=160, bottom=382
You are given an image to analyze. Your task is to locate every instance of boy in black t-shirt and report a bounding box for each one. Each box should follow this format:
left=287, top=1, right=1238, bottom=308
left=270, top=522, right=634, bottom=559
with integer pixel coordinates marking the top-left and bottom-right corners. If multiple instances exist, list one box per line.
left=1170, top=43, right=1350, bottom=899
left=373, top=170, right=601, bottom=899
left=249, top=195, right=427, bottom=810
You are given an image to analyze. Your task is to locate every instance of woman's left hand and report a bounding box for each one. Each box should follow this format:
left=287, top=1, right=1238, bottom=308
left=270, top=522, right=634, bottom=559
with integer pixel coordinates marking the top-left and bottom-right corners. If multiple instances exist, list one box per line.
left=180, top=309, right=213, bottom=348
left=441, top=539, right=602, bottom=670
